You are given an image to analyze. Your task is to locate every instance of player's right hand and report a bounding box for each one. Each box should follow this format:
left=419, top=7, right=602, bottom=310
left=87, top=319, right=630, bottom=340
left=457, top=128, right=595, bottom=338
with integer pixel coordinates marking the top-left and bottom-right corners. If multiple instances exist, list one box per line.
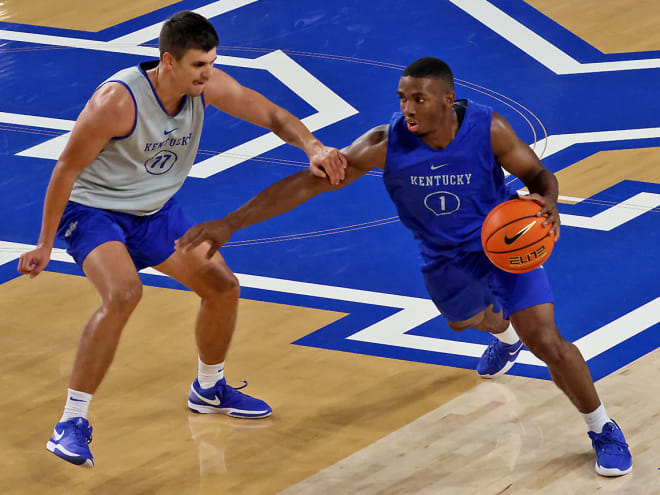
left=520, top=193, right=560, bottom=241
left=17, top=245, right=52, bottom=278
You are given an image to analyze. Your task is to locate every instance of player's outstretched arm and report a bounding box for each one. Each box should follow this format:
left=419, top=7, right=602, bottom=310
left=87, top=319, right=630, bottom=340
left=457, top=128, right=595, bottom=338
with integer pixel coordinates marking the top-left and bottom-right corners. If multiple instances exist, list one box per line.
left=176, top=125, right=389, bottom=258
left=202, top=68, right=347, bottom=184
left=17, top=83, right=135, bottom=278
left=491, top=112, right=561, bottom=240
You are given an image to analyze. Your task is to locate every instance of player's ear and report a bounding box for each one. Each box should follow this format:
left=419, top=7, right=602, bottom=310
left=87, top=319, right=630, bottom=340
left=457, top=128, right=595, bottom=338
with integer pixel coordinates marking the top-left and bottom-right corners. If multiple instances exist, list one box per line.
left=162, top=51, right=175, bottom=69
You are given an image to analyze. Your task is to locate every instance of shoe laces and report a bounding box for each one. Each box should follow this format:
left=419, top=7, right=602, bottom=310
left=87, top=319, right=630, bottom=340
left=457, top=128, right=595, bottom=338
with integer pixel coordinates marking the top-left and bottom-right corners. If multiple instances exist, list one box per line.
left=73, top=420, right=93, bottom=445
left=485, top=340, right=501, bottom=363
left=593, top=426, right=628, bottom=454
left=220, top=380, right=248, bottom=395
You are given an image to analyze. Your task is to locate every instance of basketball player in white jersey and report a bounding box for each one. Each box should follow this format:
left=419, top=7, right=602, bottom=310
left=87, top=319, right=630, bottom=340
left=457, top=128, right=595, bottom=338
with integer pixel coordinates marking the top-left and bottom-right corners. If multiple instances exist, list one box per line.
left=16, top=11, right=346, bottom=468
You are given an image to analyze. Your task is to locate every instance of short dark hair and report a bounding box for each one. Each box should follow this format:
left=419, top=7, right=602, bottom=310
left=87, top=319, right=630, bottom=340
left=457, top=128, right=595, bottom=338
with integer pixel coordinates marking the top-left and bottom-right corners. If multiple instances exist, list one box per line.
left=159, top=11, right=219, bottom=60
left=402, top=57, right=454, bottom=90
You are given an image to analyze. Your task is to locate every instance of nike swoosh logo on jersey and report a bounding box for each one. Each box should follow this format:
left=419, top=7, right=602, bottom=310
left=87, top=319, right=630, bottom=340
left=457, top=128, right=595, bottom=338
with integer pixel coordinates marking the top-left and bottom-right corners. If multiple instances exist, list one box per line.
left=192, top=388, right=221, bottom=406
left=509, top=343, right=523, bottom=355
left=52, top=429, right=65, bottom=441
left=430, top=163, right=448, bottom=170
left=504, top=220, right=537, bottom=245
left=164, top=128, right=178, bottom=135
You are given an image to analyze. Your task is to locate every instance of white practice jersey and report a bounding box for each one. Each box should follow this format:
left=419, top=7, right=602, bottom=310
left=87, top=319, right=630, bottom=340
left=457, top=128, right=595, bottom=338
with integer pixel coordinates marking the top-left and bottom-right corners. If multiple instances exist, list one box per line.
left=69, top=61, right=205, bottom=215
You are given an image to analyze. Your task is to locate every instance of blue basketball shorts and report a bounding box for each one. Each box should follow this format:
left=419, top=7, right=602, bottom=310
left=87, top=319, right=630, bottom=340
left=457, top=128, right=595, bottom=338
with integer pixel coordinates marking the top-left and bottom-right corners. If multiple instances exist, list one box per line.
left=421, top=250, right=553, bottom=322
left=56, top=198, right=193, bottom=271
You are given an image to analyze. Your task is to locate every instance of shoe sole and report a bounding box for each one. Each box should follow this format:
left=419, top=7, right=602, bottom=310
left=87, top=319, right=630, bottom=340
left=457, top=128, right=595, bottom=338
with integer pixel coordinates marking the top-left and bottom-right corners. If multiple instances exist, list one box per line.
left=46, top=441, right=94, bottom=468
left=188, top=400, right=272, bottom=418
left=477, top=358, right=516, bottom=379
left=595, top=463, right=632, bottom=477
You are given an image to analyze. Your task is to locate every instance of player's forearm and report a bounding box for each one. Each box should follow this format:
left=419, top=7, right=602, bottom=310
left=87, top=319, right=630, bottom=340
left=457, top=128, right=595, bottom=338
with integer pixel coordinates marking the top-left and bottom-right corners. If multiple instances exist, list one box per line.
left=224, top=170, right=331, bottom=233
left=524, top=168, right=558, bottom=202
left=268, top=107, right=323, bottom=158
left=37, top=164, right=77, bottom=248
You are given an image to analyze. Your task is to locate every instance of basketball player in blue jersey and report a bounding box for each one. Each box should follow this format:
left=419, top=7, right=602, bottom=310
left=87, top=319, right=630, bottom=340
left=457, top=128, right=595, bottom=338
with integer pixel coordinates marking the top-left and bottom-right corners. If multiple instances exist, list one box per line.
left=176, top=57, right=633, bottom=477
left=16, top=11, right=347, bottom=468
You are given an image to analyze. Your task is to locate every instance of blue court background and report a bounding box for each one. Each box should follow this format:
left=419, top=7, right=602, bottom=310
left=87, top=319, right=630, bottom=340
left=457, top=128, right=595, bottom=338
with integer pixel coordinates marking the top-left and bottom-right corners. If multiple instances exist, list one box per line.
left=1, top=0, right=658, bottom=380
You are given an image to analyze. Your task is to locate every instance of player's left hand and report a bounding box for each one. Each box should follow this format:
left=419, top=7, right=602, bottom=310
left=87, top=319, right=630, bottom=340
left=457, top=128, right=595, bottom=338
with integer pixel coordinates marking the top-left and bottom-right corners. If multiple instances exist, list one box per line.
left=521, top=193, right=560, bottom=241
left=308, top=146, right=347, bottom=185
left=175, top=220, right=233, bottom=259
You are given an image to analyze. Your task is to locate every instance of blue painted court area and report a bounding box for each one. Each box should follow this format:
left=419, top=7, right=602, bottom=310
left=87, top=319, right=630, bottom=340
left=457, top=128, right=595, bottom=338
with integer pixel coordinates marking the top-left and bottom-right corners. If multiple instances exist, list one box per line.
left=1, top=0, right=658, bottom=380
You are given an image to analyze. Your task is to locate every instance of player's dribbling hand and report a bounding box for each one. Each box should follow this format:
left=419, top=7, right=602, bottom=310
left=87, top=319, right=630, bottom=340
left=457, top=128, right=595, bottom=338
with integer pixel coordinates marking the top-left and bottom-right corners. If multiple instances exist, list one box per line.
left=520, top=193, right=561, bottom=241
left=308, top=146, right=347, bottom=185
left=17, top=244, right=52, bottom=278
left=175, top=220, right=233, bottom=260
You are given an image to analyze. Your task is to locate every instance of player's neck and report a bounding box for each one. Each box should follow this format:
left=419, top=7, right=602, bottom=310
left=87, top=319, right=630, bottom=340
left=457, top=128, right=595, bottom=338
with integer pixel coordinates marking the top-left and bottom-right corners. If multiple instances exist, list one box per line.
left=148, top=64, right=186, bottom=115
left=421, top=108, right=459, bottom=150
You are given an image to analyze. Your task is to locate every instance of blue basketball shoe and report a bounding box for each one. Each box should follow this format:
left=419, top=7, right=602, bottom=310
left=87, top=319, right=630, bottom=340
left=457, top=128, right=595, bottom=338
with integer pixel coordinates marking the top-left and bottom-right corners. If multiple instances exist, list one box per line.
left=477, top=337, right=523, bottom=378
left=188, top=378, right=272, bottom=418
left=46, top=417, right=94, bottom=467
left=588, top=421, right=632, bottom=476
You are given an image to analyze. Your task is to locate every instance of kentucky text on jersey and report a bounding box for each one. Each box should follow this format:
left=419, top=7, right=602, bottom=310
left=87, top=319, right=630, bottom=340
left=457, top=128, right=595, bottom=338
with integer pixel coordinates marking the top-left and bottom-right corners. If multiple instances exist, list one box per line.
left=410, top=174, right=472, bottom=186
left=382, top=100, right=517, bottom=262
left=144, top=133, right=194, bottom=152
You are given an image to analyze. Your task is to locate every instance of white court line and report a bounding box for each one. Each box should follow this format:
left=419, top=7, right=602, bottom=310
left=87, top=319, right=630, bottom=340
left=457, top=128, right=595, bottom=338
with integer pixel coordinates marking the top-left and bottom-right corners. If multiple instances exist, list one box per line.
left=536, top=128, right=660, bottom=159
left=0, top=112, right=74, bottom=131
left=110, top=0, right=260, bottom=45
left=451, top=0, right=660, bottom=74
left=2, top=241, right=658, bottom=369
left=560, top=192, right=660, bottom=231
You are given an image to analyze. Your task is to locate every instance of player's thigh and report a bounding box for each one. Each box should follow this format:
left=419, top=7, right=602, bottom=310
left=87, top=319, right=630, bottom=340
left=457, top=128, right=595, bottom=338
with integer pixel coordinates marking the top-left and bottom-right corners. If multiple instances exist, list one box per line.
left=491, top=266, right=554, bottom=320
left=153, top=243, right=238, bottom=299
left=422, top=252, right=498, bottom=323
left=125, top=198, right=194, bottom=271
left=82, top=241, right=143, bottom=305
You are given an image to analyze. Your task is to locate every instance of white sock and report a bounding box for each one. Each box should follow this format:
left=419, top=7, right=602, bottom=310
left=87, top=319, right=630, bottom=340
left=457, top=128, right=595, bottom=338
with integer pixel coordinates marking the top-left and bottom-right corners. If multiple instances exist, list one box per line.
left=492, top=323, right=519, bottom=345
left=60, top=388, right=93, bottom=422
left=198, top=358, right=225, bottom=389
left=583, top=403, right=611, bottom=433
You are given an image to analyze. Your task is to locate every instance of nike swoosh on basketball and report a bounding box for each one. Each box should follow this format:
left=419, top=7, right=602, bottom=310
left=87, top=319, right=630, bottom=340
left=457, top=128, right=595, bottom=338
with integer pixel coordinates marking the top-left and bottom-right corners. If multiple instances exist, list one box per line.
left=193, top=389, right=221, bottom=406
left=430, top=163, right=448, bottom=170
left=164, top=128, right=178, bottom=135
left=504, top=220, right=536, bottom=245
left=52, top=429, right=65, bottom=441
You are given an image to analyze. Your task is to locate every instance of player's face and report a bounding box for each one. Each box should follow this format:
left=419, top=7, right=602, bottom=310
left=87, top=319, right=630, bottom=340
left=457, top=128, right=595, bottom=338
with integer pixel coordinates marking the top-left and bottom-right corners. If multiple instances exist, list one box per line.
left=171, top=47, right=217, bottom=97
left=397, top=76, right=455, bottom=136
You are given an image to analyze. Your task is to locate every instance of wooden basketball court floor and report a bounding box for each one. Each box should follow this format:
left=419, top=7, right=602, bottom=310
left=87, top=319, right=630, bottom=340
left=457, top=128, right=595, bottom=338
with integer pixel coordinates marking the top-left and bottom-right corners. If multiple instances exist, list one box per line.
left=1, top=1, right=659, bottom=494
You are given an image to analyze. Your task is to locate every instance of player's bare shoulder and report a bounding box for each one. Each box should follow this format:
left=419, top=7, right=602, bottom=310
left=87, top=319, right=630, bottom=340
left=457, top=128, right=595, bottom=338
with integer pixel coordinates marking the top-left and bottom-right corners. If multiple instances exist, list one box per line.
left=357, top=124, right=388, bottom=148
left=343, top=124, right=389, bottom=171
left=202, top=67, right=242, bottom=109
left=59, top=82, right=136, bottom=165
left=84, top=82, right=136, bottom=137
left=490, top=111, right=519, bottom=157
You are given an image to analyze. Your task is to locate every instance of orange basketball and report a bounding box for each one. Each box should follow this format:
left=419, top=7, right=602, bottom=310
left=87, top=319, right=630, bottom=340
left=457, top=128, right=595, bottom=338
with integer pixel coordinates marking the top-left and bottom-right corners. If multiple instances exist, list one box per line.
left=481, top=199, right=555, bottom=273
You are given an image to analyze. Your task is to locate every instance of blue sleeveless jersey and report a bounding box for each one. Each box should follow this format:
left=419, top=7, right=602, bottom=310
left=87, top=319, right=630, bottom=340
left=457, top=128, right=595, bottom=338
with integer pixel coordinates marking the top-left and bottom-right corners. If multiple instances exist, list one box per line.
left=382, top=100, right=517, bottom=265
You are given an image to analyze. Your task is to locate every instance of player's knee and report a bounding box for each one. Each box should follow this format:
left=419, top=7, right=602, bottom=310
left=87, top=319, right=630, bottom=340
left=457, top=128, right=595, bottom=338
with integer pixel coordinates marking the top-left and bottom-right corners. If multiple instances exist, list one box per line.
left=525, top=331, right=567, bottom=366
left=447, top=320, right=468, bottom=332
left=447, top=307, right=489, bottom=332
left=204, top=270, right=240, bottom=303
left=105, top=282, right=143, bottom=313
left=448, top=313, right=483, bottom=332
